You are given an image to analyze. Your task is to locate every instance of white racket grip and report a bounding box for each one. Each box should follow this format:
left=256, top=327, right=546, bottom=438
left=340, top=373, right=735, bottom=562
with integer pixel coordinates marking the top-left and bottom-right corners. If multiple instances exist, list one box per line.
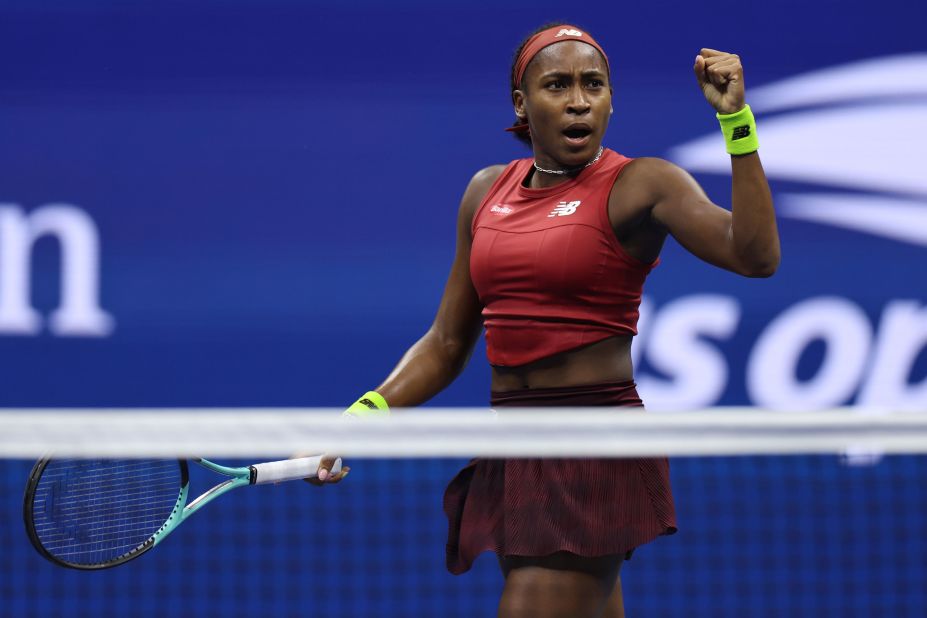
left=250, top=456, right=343, bottom=484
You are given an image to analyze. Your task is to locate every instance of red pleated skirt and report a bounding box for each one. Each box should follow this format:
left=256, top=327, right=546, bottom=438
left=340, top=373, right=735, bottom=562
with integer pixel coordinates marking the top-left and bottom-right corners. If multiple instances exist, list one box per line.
left=443, top=380, right=677, bottom=575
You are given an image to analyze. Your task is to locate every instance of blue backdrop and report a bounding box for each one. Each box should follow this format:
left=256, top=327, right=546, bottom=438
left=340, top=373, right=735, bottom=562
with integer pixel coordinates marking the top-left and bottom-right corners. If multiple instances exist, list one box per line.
left=1, top=0, right=926, bottom=616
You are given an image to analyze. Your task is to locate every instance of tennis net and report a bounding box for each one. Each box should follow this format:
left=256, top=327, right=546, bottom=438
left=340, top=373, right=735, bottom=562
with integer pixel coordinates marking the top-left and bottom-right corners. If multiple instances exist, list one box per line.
left=2, top=407, right=925, bottom=617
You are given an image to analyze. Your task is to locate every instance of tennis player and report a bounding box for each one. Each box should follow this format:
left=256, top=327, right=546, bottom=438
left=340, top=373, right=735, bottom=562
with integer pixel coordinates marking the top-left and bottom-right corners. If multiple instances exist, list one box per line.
left=332, top=23, right=779, bottom=618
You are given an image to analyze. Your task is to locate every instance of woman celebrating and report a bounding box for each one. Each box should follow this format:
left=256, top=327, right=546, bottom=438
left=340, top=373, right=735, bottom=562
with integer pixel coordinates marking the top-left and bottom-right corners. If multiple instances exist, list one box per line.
left=334, top=23, right=779, bottom=618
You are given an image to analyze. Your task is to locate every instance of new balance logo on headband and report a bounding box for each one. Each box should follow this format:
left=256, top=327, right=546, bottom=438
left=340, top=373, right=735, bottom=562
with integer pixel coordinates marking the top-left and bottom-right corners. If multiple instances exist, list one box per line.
left=548, top=200, right=581, bottom=217
left=555, top=29, right=584, bottom=38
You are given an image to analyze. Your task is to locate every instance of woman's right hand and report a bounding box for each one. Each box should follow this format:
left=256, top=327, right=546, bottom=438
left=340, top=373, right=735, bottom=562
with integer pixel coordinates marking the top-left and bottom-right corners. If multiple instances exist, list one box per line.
left=302, top=453, right=350, bottom=486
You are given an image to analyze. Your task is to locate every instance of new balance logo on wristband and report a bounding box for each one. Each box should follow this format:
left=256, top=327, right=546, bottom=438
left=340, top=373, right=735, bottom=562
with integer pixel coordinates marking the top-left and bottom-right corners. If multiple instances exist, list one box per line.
left=548, top=200, right=581, bottom=217
left=732, top=125, right=751, bottom=140
left=359, top=398, right=378, bottom=409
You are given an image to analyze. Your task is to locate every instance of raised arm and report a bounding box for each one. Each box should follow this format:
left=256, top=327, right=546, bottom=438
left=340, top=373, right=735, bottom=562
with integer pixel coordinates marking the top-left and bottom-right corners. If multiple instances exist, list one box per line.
left=372, top=165, right=505, bottom=407
left=615, top=49, right=779, bottom=277
left=632, top=153, right=778, bottom=277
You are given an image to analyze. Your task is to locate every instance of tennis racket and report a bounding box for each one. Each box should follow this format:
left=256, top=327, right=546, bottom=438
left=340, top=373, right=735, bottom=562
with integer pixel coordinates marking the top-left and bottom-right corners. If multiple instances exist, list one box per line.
left=23, top=455, right=341, bottom=570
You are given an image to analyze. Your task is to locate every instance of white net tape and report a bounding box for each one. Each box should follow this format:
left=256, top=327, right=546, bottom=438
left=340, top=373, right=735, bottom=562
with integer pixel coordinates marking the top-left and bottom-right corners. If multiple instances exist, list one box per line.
left=2, top=408, right=927, bottom=458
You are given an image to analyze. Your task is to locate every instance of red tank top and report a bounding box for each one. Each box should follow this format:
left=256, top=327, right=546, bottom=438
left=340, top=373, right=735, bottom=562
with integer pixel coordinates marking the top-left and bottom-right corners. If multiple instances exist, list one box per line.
left=469, top=149, right=657, bottom=367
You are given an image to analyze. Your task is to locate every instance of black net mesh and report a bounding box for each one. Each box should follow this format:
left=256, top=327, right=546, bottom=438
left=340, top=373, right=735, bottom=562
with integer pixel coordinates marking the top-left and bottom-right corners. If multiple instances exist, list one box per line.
left=3, top=453, right=925, bottom=616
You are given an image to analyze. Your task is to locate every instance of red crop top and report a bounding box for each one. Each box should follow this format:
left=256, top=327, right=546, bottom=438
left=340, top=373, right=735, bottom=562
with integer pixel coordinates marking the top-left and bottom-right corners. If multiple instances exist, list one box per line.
left=469, top=149, right=657, bottom=367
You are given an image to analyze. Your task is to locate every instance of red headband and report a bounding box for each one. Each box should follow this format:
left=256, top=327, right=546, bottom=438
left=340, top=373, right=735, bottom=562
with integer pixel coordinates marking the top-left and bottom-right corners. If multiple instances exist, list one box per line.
left=507, top=26, right=610, bottom=134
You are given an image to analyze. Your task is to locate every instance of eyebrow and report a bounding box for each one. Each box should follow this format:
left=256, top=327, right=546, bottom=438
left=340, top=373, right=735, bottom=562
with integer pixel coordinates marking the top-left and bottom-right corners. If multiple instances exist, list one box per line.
left=537, top=69, right=608, bottom=80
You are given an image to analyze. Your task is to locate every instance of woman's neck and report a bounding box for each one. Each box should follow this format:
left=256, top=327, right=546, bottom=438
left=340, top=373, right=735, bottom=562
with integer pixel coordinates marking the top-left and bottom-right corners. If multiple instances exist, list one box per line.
left=527, top=166, right=581, bottom=189
left=528, top=146, right=604, bottom=188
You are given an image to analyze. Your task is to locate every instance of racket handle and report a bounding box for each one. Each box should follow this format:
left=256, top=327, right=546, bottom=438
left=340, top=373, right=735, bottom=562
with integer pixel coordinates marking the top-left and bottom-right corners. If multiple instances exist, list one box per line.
left=249, top=456, right=343, bottom=485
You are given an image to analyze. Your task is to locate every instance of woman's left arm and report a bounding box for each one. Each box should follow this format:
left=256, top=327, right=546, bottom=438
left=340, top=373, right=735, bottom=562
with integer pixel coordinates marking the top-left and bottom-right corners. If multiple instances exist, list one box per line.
left=645, top=48, right=780, bottom=277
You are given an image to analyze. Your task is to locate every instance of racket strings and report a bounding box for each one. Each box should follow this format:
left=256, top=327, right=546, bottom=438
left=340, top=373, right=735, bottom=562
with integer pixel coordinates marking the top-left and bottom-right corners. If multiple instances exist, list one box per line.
left=35, top=467, right=179, bottom=490
left=30, top=459, right=182, bottom=566
left=32, top=496, right=179, bottom=522
left=33, top=507, right=182, bottom=542
left=33, top=477, right=179, bottom=507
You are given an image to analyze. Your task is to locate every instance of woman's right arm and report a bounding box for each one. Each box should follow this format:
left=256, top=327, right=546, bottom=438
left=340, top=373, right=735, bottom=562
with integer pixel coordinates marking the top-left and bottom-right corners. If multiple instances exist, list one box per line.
left=372, top=165, right=505, bottom=407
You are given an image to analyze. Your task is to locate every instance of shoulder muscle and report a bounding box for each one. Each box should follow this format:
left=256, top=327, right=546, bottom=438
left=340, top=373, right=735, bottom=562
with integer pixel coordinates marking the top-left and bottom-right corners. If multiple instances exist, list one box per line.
left=459, top=164, right=507, bottom=231
left=621, top=157, right=712, bottom=224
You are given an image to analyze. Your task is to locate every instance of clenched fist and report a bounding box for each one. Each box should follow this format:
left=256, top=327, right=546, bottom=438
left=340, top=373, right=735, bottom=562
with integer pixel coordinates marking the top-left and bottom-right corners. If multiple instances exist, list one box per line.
left=694, top=48, right=745, bottom=115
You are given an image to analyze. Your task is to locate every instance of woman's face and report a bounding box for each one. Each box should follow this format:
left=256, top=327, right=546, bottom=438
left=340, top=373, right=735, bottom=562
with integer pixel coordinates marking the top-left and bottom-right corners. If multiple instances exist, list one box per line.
left=514, top=41, right=612, bottom=169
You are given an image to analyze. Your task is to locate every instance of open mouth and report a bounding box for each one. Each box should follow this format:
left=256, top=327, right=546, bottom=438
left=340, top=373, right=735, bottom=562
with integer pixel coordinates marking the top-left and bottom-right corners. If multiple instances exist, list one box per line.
left=562, top=127, right=593, bottom=146
left=563, top=128, right=592, bottom=139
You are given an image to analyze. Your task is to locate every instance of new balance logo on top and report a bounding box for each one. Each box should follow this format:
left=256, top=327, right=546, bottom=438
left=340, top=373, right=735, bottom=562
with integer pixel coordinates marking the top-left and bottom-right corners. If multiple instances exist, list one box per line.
left=732, top=125, right=751, bottom=140
left=555, top=29, right=583, bottom=38
left=548, top=200, right=581, bottom=217
left=490, top=204, right=514, bottom=216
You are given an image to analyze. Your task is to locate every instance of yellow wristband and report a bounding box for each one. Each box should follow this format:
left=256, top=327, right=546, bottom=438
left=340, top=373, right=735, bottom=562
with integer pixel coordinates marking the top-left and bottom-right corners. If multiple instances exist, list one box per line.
left=344, top=391, right=390, bottom=419
left=717, top=104, right=759, bottom=156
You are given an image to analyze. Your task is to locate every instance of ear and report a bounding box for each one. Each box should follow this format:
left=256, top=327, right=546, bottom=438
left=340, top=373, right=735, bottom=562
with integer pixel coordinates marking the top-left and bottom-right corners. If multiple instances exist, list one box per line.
left=512, top=89, right=527, bottom=121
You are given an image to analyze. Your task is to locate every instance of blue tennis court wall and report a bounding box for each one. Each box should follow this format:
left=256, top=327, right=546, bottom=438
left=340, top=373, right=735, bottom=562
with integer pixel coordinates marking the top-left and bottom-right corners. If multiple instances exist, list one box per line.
left=1, top=1, right=925, bottom=615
